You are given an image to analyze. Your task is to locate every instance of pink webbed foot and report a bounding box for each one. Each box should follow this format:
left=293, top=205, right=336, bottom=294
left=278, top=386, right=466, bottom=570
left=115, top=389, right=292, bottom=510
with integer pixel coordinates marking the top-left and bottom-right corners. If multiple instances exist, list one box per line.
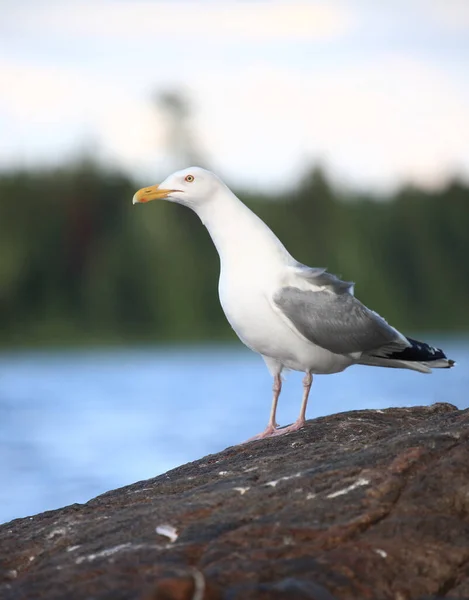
left=271, top=418, right=306, bottom=436
left=244, top=423, right=279, bottom=443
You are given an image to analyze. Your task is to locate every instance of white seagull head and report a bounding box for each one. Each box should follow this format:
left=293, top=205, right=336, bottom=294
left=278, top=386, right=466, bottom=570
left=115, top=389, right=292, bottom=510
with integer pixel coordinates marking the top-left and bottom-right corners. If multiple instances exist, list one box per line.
left=132, top=166, right=224, bottom=210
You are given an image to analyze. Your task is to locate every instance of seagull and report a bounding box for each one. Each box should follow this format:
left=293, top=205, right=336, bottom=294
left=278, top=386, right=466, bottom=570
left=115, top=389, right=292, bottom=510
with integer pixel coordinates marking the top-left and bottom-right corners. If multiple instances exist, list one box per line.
left=133, top=167, right=454, bottom=440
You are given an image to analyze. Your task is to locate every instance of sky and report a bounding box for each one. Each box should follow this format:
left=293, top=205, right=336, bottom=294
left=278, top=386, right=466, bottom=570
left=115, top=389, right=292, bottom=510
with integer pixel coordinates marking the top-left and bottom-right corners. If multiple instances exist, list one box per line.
left=1, top=0, right=469, bottom=192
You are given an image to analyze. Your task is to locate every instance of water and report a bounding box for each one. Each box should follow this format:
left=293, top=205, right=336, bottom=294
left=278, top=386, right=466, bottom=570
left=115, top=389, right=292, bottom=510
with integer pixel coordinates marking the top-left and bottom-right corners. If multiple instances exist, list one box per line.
left=0, top=339, right=467, bottom=524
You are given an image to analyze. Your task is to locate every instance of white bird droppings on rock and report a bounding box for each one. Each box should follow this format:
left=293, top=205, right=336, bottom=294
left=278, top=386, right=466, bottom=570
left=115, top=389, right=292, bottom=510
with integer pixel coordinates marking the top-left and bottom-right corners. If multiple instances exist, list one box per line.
left=75, top=543, right=165, bottom=565
left=47, top=527, right=68, bottom=540
left=5, top=569, right=17, bottom=580
left=155, top=524, right=178, bottom=543
left=191, top=567, right=206, bottom=600
left=375, top=548, right=388, bottom=558
left=233, top=487, right=250, bottom=495
left=291, top=441, right=303, bottom=448
left=75, top=543, right=133, bottom=564
left=327, top=477, right=370, bottom=498
left=265, top=472, right=302, bottom=487
left=128, top=487, right=152, bottom=495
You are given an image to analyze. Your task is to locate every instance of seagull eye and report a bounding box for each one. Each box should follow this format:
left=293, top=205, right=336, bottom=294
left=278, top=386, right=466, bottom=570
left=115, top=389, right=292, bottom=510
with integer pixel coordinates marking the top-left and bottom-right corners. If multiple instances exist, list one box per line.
left=185, top=174, right=194, bottom=183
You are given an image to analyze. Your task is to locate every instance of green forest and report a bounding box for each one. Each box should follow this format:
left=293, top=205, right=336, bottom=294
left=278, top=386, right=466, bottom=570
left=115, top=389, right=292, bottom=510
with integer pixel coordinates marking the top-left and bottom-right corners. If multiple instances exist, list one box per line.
left=1, top=160, right=468, bottom=347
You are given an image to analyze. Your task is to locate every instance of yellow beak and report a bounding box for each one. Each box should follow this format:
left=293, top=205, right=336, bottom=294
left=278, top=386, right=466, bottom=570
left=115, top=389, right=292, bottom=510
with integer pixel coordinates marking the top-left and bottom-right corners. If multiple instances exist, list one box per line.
left=132, top=184, right=174, bottom=204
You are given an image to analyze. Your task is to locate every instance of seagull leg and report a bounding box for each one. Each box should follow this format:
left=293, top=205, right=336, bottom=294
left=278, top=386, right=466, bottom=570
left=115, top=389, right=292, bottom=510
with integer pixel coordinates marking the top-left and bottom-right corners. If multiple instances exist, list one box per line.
left=296, top=371, right=313, bottom=428
left=268, top=373, right=282, bottom=430
left=245, top=374, right=282, bottom=441
left=272, top=372, right=313, bottom=436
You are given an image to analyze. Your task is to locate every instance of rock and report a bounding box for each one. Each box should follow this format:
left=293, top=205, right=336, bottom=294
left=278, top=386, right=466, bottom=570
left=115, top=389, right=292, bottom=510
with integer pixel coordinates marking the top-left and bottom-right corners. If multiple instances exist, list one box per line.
left=1, top=403, right=469, bottom=600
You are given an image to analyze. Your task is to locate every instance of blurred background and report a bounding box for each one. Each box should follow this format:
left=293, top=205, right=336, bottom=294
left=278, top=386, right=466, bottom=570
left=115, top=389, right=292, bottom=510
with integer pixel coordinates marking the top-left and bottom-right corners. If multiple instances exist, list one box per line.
left=1, top=0, right=468, bottom=524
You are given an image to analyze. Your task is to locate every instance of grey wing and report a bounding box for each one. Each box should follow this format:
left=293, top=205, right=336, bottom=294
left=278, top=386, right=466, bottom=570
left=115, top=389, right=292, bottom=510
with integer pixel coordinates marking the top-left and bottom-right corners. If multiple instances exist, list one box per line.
left=273, top=286, right=408, bottom=356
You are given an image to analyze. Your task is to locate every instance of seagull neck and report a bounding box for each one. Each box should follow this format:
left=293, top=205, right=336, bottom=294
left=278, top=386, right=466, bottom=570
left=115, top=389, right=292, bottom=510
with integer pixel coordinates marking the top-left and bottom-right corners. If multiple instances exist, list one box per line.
left=196, top=189, right=291, bottom=266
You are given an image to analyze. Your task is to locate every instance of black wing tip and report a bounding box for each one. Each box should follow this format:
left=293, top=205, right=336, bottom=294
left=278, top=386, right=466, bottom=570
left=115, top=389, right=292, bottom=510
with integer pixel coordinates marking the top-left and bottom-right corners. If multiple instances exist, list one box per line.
left=386, top=337, right=453, bottom=364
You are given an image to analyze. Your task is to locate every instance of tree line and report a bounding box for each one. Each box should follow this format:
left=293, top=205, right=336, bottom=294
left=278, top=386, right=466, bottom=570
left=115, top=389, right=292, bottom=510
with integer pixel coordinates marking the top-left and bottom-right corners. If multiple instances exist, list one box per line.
left=1, top=159, right=467, bottom=347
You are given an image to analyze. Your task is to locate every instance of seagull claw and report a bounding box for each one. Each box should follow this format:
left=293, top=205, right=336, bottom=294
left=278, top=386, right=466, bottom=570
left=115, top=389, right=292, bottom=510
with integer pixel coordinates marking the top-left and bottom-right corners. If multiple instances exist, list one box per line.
left=270, top=418, right=306, bottom=436
left=244, top=424, right=279, bottom=443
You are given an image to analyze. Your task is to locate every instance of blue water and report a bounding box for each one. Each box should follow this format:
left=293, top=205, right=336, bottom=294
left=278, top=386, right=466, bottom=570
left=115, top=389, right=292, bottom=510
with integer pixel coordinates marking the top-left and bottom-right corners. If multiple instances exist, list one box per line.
left=0, top=340, right=467, bottom=524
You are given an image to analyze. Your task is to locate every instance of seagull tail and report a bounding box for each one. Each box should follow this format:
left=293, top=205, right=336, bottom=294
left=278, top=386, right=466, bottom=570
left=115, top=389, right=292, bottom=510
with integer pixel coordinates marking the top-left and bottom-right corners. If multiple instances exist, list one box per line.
left=359, top=337, right=455, bottom=374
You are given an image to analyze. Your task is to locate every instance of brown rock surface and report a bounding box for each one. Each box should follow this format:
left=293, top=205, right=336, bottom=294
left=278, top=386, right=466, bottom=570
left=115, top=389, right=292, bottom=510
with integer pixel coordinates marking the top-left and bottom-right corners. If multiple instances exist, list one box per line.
left=1, top=403, right=469, bottom=600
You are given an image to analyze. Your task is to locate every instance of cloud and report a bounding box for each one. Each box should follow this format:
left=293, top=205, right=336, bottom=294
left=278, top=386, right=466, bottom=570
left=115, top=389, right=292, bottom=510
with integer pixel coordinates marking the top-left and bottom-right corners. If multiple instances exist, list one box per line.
left=427, top=0, right=469, bottom=32
left=6, top=1, right=354, bottom=43
left=0, top=59, right=162, bottom=169
left=1, top=54, right=469, bottom=190
left=188, top=57, right=469, bottom=189
left=1, top=1, right=469, bottom=192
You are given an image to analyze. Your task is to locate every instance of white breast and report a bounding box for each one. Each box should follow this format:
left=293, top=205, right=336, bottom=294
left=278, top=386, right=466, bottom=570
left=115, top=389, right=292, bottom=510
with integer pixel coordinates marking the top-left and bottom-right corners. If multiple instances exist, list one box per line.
left=197, top=188, right=352, bottom=374
left=218, top=265, right=284, bottom=356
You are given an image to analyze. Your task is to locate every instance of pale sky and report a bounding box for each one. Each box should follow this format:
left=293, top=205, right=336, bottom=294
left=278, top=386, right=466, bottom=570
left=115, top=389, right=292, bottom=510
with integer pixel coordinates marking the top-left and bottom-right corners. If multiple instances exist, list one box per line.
left=1, top=0, right=469, bottom=191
